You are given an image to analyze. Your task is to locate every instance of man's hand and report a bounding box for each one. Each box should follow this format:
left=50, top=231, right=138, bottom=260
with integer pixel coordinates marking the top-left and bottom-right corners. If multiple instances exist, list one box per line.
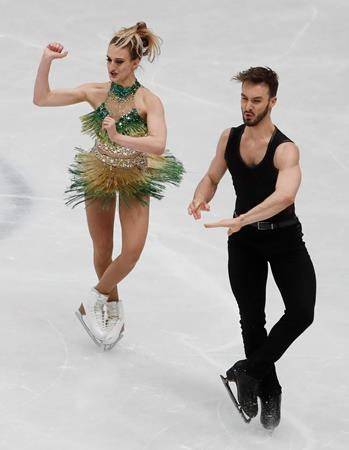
left=187, top=197, right=210, bottom=220
left=204, top=216, right=243, bottom=235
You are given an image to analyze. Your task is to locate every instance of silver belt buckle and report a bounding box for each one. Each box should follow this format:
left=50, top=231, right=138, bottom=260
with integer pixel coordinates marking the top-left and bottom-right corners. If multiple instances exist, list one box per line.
left=257, top=221, right=274, bottom=230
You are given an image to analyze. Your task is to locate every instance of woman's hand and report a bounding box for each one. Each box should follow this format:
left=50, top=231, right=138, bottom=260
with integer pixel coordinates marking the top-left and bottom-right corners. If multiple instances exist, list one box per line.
left=102, top=116, right=119, bottom=141
left=204, top=216, right=243, bottom=235
left=43, top=42, right=68, bottom=61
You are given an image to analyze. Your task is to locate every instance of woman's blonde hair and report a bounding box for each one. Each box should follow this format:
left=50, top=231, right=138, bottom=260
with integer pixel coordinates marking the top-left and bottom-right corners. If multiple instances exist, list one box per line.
left=109, top=22, right=161, bottom=62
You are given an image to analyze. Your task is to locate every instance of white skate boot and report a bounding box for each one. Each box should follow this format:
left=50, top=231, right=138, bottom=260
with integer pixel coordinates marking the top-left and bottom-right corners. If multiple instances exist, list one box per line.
left=103, top=300, right=125, bottom=351
left=75, top=287, right=109, bottom=347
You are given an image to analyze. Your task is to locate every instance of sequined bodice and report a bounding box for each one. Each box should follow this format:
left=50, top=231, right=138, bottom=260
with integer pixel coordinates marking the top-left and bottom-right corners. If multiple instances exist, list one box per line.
left=93, top=102, right=148, bottom=137
left=67, top=79, right=184, bottom=208
left=79, top=80, right=148, bottom=168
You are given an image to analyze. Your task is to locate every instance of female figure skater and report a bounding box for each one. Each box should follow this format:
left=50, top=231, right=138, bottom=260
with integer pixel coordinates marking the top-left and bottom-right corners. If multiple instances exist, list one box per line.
left=33, top=22, right=184, bottom=350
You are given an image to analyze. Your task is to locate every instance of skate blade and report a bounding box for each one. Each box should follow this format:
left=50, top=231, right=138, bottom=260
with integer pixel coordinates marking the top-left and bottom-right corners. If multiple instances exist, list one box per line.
left=220, top=375, right=252, bottom=423
left=103, top=325, right=125, bottom=352
left=262, top=425, right=276, bottom=435
left=75, top=310, right=103, bottom=348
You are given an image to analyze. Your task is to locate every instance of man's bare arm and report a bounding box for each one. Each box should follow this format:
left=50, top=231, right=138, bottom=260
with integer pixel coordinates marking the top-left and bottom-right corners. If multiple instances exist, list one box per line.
left=188, top=128, right=230, bottom=219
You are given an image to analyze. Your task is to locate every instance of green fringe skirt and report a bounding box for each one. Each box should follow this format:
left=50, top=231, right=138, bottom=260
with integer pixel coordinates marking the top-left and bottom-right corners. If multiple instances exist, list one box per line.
left=65, top=148, right=185, bottom=208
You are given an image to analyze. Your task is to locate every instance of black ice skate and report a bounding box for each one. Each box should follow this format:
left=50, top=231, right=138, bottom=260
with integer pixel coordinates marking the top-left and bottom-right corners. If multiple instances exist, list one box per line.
left=259, top=391, right=281, bottom=430
left=221, top=359, right=260, bottom=422
left=220, top=375, right=252, bottom=423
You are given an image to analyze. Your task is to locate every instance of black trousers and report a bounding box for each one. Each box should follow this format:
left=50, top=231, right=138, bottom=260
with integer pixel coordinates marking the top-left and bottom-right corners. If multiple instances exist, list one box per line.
left=227, top=220, right=316, bottom=393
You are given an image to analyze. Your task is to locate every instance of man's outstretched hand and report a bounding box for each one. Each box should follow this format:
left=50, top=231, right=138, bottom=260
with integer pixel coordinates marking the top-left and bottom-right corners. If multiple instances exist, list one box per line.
left=204, top=216, right=243, bottom=236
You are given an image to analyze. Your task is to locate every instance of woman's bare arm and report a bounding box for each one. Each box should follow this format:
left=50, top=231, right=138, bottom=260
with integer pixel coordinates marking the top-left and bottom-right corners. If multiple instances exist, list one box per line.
left=33, top=42, right=103, bottom=107
left=102, top=91, right=167, bottom=156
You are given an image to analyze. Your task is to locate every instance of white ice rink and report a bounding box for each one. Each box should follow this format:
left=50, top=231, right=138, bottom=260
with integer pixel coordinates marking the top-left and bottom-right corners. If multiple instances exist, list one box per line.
left=1, top=0, right=348, bottom=448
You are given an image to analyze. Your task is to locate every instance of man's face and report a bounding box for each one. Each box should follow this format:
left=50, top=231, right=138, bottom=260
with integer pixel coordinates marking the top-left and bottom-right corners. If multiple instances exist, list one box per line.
left=240, top=81, right=276, bottom=127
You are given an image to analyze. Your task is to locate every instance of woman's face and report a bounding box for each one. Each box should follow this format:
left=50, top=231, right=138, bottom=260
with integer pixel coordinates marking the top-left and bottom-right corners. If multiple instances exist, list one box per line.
left=106, top=45, right=140, bottom=84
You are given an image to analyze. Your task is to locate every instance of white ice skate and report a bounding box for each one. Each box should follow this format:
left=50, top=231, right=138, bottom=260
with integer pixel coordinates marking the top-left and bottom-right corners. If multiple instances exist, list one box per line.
left=103, top=300, right=125, bottom=351
left=75, top=287, right=109, bottom=347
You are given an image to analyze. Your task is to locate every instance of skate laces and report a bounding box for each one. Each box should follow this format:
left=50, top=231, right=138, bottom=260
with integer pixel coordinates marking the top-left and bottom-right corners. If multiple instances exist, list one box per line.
left=92, top=297, right=107, bottom=330
left=104, top=301, right=120, bottom=332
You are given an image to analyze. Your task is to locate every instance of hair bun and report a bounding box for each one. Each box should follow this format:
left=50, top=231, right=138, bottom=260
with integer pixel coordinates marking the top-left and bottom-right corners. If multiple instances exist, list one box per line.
left=110, top=22, right=161, bottom=63
left=136, top=22, right=147, bottom=30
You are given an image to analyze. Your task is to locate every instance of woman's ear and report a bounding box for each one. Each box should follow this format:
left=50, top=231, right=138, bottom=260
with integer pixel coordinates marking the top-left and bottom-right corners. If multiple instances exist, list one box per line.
left=132, top=57, right=141, bottom=71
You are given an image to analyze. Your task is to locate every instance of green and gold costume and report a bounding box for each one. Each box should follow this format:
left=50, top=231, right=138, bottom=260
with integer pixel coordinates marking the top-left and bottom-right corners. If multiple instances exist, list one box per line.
left=65, top=80, right=184, bottom=207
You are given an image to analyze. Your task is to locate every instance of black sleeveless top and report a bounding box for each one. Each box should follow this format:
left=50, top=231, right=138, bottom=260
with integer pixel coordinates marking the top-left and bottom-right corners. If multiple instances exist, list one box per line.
left=224, top=124, right=296, bottom=222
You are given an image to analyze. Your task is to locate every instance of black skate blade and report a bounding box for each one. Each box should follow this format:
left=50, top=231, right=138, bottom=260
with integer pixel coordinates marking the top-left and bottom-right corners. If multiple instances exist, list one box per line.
left=75, top=310, right=103, bottom=348
left=220, top=375, right=252, bottom=423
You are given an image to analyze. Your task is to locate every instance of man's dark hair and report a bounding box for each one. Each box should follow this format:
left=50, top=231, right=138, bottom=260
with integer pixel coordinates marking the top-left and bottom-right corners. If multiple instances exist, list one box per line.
left=232, top=67, right=279, bottom=98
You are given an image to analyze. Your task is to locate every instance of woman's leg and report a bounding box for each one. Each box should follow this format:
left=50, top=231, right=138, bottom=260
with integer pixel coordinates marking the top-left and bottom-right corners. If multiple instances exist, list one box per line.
left=96, top=197, right=150, bottom=295
left=85, top=197, right=118, bottom=301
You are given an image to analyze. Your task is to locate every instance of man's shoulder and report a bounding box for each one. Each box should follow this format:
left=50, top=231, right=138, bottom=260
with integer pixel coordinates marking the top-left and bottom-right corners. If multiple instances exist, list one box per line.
left=221, top=124, right=245, bottom=139
left=221, top=128, right=232, bottom=139
left=274, top=126, right=294, bottom=145
left=275, top=141, right=300, bottom=168
left=231, top=123, right=245, bottom=132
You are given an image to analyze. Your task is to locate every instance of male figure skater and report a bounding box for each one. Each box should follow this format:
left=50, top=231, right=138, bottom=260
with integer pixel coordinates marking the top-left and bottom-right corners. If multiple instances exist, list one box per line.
left=188, top=67, right=316, bottom=429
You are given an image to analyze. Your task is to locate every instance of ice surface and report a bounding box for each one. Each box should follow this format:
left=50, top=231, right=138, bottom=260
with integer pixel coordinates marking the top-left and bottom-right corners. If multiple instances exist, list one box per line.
left=0, top=0, right=348, bottom=449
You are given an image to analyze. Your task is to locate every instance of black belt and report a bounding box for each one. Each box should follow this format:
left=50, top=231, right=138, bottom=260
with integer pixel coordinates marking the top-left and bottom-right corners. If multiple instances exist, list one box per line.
left=234, top=212, right=299, bottom=231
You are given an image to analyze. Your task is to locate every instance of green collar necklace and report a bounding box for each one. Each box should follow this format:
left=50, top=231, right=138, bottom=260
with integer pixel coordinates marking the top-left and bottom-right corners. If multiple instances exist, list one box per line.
left=110, top=79, right=141, bottom=99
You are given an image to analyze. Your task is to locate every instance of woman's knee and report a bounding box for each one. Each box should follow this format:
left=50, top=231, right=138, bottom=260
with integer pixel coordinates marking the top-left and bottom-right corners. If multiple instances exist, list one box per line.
left=120, top=247, right=142, bottom=268
left=93, top=240, right=113, bottom=261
